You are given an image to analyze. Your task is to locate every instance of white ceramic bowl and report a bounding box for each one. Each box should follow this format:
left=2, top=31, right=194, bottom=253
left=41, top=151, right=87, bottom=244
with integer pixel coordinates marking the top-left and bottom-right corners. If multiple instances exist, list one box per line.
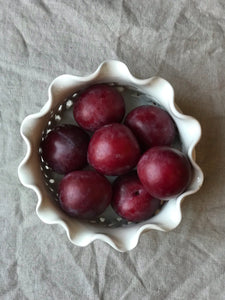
left=18, top=60, right=203, bottom=252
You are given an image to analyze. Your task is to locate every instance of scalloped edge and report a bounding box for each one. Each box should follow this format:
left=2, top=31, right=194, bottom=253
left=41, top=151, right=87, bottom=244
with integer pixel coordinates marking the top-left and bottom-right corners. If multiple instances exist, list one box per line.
left=18, top=60, right=204, bottom=252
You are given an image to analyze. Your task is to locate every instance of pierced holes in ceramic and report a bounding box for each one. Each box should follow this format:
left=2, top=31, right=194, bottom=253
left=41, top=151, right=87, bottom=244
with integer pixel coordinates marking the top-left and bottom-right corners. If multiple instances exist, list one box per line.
left=116, top=86, right=125, bottom=93
left=66, top=99, right=73, bottom=109
left=71, top=93, right=78, bottom=99
left=87, top=215, right=128, bottom=227
left=54, top=115, right=61, bottom=122
left=58, top=105, right=63, bottom=112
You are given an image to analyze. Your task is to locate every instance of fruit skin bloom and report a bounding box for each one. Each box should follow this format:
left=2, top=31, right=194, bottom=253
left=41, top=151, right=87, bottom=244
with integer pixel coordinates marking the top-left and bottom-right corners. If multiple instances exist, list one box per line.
left=88, top=123, right=141, bottom=176
left=73, top=84, right=125, bottom=131
left=112, top=172, right=161, bottom=222
left=59, top=170, right=112, bottom=219
left=125, top=105, right=176, bottom=150
left=137, top=146, right=192, bottom=200
left=41, top=124, right=90, bottom=174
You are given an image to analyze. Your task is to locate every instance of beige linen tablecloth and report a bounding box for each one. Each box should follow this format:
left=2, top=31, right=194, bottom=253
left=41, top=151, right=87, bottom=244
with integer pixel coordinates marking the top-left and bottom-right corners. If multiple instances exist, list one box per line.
left=1, top=1, right=225, bottom=299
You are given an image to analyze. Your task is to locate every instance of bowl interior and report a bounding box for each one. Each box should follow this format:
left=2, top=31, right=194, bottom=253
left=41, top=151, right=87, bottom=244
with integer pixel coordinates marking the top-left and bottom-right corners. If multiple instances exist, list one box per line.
left=39, top=83, right=184, bottom=229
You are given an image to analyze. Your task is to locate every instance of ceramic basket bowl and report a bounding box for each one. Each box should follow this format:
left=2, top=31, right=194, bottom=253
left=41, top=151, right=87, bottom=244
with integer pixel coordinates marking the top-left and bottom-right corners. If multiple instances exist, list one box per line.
left=18, top=60, right=203, bottom=252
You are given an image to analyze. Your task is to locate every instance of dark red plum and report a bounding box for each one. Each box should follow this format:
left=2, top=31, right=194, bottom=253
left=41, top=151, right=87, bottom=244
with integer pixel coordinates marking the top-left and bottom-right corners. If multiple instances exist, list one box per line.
left=88, top=123, right=141, bottom=176
left=137, top=146, right=192, bottom=199
left=125, top=105, right=176, bottom=149
left=41, top=124, right=89, bottom=174
left=59, top=171, right=112, bottom=219
left=112, top=172, right=161, bottom=222
left=73, top=84, right=125, bottom=131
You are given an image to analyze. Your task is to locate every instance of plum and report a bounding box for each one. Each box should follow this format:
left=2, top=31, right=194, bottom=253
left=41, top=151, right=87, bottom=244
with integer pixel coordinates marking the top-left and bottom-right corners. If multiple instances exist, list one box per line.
left=137, top=146, right=192, bottom=199
left=125, top=105, right=176, bottom=149
left=59, top=170, right=112, bottom=219
left=88, top=123, right=141, bottom=176
left=41, top=124, right=89, bottom=174
left=112, top=172, right=161, bottom=222
left=73, top=84, right=125, bottom=131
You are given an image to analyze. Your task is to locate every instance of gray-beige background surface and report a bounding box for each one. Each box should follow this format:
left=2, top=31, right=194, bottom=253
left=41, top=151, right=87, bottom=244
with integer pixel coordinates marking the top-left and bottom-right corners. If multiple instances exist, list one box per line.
left=1, top=1, right=225, bottom=299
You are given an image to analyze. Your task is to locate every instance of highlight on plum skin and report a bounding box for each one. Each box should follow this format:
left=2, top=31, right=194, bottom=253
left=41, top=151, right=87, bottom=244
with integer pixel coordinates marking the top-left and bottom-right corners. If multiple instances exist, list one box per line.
left=112, top=172, right=161, bottom=222
left=87, top=123, right=141, bottom=176
left=58, top=170, right=112, bottom=219
left=73, top=84, right=125, bottom=131
left=125, top=105, right=176, bottom=150
left=41, top=124, right=90, bottom=174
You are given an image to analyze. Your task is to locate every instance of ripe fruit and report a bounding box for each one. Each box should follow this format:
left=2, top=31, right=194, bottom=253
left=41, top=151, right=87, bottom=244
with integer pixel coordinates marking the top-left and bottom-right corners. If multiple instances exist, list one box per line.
left=112, top=172, right=161, bottom=222
left=41, top=124, right=89, bottom=174
left=125, top=105, right=176, bottom=149
left=88, top=123, right=141, bottom=176
left=59, top=171, right=112, bottom=219
left=137, top=146, right=192, bottom=199
left=73, top=84, right=125, bottom=131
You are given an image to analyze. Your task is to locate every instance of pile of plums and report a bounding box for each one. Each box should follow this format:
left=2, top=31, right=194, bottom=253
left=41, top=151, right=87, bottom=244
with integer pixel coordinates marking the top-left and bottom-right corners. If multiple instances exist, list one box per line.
left=41, top=84, right=192, bottom=223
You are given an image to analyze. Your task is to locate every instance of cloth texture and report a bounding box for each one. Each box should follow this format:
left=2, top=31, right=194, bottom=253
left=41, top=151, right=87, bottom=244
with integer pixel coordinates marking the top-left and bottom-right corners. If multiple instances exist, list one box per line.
left=1, top=0, right=225, bottom=299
